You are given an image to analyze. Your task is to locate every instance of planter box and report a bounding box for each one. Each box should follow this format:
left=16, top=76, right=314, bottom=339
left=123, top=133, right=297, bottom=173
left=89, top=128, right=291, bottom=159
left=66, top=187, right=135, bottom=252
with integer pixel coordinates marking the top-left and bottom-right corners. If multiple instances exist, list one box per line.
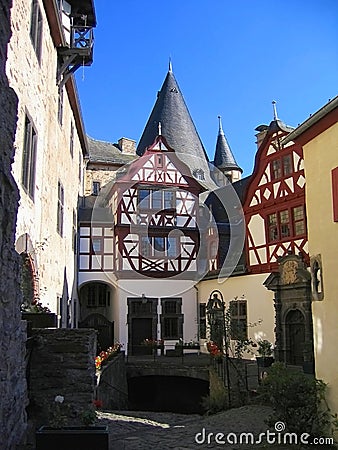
left=36, top=425, right=109, bottom=450
left=22, top=312, right=57, bottom=328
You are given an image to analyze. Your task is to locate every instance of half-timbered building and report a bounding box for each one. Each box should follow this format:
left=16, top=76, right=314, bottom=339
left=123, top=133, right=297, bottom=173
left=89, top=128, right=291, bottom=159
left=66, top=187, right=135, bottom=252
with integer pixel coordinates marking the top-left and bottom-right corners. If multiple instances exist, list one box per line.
left=78, top=66, right=221, bottom=353
left=199, top=105, right=311, bottom=364
left=244, top=112, right=308, bottom=274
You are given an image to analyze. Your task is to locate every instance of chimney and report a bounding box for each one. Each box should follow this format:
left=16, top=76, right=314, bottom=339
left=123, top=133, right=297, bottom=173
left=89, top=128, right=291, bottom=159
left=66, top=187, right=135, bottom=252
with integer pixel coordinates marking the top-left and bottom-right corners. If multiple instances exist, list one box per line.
left=118, top=137, right=136, bottom=155
left=255, top=125, right=269, bottom=149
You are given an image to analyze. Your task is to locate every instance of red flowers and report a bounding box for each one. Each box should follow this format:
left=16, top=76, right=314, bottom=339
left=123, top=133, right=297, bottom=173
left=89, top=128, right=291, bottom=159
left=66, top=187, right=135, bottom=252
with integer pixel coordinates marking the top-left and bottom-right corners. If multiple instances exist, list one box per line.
left=92, top=399, right=103, bottom=409
left=95, top=343, right=122, bottom=370
left=207, top=341, right=223, bottom=358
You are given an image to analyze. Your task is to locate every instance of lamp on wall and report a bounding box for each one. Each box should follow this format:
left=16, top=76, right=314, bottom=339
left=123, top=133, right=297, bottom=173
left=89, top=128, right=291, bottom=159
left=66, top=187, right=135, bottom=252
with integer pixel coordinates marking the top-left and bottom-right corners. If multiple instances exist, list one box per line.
left=141, top=293, right=147, bottom=304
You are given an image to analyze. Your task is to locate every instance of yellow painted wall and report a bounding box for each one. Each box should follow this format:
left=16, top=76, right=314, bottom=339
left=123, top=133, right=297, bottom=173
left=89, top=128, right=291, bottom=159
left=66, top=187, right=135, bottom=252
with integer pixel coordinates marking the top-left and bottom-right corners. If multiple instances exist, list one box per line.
left=303, top=119, right=338, bottom=414
left=197, top=274, right=275, bottom=358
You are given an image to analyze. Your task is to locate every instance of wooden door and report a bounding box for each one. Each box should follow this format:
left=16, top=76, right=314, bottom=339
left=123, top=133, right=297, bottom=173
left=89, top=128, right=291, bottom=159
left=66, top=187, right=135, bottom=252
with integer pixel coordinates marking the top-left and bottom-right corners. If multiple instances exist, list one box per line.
left=131, top=318, right=153, bottom=355
left=286, top=309, right=305, bottom=365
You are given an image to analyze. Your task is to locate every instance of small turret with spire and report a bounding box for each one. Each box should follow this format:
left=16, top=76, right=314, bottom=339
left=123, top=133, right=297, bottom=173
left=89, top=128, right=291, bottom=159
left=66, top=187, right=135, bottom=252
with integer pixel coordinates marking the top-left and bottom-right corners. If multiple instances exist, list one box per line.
left=212, top=115, right=242, bottom=186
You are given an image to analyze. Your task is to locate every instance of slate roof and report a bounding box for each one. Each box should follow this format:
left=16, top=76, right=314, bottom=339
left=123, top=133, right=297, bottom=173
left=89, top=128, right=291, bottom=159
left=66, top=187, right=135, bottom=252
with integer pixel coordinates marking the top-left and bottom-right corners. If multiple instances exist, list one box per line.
left=136, top=67, right=216, bottom=190
left=213, top=116, right=242, bottom=172
left=87, top=137, right=136, bottom=165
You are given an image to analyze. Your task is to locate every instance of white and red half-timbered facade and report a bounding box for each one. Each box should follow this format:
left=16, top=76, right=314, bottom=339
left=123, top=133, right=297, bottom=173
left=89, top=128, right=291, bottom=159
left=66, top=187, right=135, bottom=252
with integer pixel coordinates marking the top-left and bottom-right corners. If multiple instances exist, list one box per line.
left=78, top=66, right=221, bottom=354
left=244, top=119, right=308, bottom=274
left=78, top=134, right=214, bottom=354
left=111, top=135, right=205, bottom=278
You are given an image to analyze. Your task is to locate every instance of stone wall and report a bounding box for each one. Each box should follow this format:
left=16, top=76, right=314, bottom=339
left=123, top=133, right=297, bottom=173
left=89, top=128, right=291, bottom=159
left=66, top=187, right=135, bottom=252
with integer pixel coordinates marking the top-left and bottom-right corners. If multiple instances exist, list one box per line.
left=96, top=352, right=128, bottom=410
left=6, top=0, right=86, bottom=315
left=28, top=329, right=97, bottom=427
left=0, top=0, right=27, bottom=448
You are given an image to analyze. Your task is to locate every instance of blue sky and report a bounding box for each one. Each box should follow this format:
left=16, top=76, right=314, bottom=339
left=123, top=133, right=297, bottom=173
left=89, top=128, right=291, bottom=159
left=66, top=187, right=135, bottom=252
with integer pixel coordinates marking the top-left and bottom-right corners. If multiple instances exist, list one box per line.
left=76, top=0, right=338, bottom=176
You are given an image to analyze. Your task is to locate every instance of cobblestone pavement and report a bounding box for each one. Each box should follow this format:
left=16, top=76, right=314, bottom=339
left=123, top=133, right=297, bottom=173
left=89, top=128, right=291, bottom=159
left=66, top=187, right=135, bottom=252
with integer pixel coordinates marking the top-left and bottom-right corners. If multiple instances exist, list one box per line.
left=97, top=405, right=275, bottom=449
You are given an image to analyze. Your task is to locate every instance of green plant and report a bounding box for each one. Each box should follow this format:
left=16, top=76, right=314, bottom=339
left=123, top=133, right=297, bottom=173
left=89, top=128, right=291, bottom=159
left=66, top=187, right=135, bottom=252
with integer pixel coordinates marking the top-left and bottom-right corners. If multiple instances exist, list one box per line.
left=257, top=339, right=273, bottom=357
left=47, top=395, right=72, bottom=428
left=201, top=369, right=229, bottom=414
left=21, top=300, right=51, bottom=313
left=258, top=362, right=337, bottom=439
left=231, top=338, right=256, bottom=359
left=80, top=409, right=97, bottom=426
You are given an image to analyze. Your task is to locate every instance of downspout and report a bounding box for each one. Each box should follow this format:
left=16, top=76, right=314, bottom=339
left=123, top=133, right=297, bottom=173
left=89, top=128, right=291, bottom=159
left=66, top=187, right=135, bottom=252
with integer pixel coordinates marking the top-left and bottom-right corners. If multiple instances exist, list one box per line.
left=194, top=285, right=200, bottom=341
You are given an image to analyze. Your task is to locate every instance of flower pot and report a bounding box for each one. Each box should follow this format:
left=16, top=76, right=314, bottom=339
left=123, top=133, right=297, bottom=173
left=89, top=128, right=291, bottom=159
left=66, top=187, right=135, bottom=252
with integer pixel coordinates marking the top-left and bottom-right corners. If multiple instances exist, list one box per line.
left=256, top=356, right=274, bottom=368
left=36, top=425, right=109, bottom=450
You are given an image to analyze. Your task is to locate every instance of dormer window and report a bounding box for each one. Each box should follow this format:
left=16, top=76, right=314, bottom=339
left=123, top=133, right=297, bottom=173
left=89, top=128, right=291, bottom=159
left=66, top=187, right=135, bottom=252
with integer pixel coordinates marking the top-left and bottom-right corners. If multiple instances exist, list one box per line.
left=193, top=169, right=205, bottom=181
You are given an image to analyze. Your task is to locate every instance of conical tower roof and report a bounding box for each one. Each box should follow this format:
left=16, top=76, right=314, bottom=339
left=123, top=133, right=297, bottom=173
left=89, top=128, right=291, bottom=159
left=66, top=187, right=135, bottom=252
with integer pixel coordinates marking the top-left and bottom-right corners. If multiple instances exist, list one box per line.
left=137, top=65, right=216, bottom=189
left=213, top=116, right=242, bottom=172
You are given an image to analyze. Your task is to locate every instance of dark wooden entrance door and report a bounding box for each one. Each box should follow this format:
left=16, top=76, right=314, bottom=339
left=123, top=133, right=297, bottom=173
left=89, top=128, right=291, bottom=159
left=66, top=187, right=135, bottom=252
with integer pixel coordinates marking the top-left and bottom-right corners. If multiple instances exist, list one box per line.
left=79, top=313, right=114, bottom=352
left=131, top=318, right=153, bottom=355
left=286, top=309, right=305, bottom=365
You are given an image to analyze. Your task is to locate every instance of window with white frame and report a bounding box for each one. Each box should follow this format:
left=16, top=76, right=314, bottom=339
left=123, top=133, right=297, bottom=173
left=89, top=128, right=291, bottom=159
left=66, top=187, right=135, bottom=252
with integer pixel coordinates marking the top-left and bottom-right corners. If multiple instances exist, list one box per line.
left=229, top=300, right=247, bottom=340
left=161, top=298, right=183, bottom=340
left=140, top=236, right=178, bottom=258
left=138, top=188, right=175, bottom=211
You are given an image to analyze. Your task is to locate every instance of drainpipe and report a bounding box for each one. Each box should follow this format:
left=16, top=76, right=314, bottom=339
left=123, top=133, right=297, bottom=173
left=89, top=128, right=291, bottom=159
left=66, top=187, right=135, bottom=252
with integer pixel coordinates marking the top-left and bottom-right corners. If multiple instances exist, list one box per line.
left=194, top=285, right=200, bottom=341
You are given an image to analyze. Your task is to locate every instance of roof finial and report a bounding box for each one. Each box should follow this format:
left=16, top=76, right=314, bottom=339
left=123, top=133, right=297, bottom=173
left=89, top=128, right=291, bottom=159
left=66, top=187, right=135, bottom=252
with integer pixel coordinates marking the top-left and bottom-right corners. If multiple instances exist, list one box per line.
left=272, top=100, right=278, bottom=120
left=218, top=115, right=224, bottom=135
left=158, top=121, right=162, bottom=136
left=169, top=57, right=172, bottom=72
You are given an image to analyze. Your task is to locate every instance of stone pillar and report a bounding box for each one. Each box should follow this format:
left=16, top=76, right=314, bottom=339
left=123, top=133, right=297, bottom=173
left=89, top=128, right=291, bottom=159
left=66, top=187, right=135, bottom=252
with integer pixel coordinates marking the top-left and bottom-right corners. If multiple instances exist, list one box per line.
left=0, top=1, right=27, bottom=448
left=28, top=329, right=97, bottom=427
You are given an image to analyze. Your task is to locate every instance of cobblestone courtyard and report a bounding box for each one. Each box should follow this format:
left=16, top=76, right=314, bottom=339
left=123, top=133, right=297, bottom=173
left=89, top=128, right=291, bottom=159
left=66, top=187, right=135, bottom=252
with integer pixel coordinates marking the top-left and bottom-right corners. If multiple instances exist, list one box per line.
left=97, top=405, right=275, bottom=449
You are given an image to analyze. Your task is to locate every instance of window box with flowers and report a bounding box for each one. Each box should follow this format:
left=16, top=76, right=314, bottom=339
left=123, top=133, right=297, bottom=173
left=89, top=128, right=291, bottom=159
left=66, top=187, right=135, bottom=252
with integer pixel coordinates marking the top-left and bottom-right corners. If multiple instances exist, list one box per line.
left=142, top=338, right=164, bottom=356
left=95, top=342, right=123, bottom=371
left=35, top=395, right=108, bottom=450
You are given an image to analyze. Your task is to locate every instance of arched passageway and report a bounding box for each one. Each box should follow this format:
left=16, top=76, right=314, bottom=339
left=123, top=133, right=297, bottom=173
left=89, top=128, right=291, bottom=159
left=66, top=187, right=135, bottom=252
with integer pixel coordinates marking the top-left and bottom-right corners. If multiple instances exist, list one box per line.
left=128, top=375, right=209, bottom=414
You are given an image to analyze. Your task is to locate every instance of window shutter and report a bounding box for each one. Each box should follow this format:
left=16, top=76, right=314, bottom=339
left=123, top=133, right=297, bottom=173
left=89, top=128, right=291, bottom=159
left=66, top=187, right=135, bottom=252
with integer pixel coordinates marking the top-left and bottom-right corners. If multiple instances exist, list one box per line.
left=332, top=167, right=338, bottom=222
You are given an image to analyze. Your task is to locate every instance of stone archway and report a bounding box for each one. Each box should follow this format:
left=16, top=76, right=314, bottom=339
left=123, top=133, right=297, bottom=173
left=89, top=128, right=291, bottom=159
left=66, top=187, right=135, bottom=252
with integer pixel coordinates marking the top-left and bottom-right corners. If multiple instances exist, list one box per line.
left=264, top=253, right=314, bottom=373
left=79, top=282, right=114, bottom=351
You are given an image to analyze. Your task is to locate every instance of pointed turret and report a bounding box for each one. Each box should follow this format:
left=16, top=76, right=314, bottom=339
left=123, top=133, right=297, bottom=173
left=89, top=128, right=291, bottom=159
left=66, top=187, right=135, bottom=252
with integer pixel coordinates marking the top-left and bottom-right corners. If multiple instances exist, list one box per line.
left=137, top=67, right=215, bottom=189
left=212, top=116, right=242, bottom=185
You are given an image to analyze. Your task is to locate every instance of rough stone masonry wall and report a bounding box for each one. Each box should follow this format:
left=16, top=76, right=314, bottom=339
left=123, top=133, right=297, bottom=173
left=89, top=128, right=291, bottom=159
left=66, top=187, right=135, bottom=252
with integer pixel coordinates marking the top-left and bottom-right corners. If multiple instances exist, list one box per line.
left=28, top=329, right=97, bottom=426
left=96, top=352, right=128, bottom=410
left=0, top=0, right=27, bottom=448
